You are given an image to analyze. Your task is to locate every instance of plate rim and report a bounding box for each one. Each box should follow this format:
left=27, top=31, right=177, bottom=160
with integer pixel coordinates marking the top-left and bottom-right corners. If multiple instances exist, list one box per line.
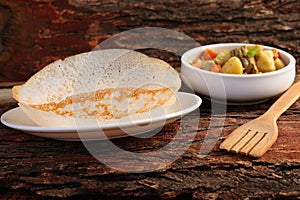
left=1, top=92, right=201, bottom=134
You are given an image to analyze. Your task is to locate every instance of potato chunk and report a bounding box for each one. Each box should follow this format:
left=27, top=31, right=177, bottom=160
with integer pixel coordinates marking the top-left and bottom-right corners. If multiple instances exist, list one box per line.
left=221, top=57, right=243, bottom=74
left=256, top=50, right=276, bottom=72
left=274, top=58, right=285, bottom=69
left=214, top=50, right=230, bottom=65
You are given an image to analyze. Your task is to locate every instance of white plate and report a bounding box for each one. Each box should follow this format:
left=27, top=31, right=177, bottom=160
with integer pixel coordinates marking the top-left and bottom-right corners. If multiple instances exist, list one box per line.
left=1, top=92, right=201, bottom=141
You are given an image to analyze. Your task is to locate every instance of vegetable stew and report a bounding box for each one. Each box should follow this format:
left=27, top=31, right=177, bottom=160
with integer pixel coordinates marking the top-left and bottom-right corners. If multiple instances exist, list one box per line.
left=192, top=45, right=286, bottom=74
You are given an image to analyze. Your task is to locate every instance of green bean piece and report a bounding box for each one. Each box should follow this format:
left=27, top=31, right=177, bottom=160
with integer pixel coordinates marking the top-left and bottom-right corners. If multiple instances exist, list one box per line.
left=246, top=48, right=259, bottom=58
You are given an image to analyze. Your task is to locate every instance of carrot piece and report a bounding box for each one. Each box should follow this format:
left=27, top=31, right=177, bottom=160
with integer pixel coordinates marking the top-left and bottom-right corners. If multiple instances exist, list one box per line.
left=206, top=48, right=218, bottom=59
left=272, top=48, right=279, bottom=60
left=210, top=64, right=221, bottom=73
left=201, top=48, right=218, bottom=60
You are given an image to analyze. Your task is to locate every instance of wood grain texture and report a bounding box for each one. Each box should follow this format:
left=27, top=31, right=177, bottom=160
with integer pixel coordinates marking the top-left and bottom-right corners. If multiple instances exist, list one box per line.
left=0, top=0, right=299, bottom=199
left=0, top=78, right=300, bottom=199
left=0, top=0, right=299, bottom=81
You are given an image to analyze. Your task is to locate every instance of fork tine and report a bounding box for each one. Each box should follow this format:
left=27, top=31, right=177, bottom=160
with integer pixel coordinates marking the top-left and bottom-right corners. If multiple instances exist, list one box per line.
left=239, top=132, right=266, bottom=155
left=219, top=127, right=249, bottom=151
left=230, top=129, right=258, bottom=153
left=248, top=131, right=278, bottom=157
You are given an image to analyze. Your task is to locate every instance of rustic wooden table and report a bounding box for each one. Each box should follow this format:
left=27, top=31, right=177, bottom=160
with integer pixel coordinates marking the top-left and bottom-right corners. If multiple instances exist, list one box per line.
left=0, top=74, right=300, bottom=199
left=0, top=0, right=299, bottom=199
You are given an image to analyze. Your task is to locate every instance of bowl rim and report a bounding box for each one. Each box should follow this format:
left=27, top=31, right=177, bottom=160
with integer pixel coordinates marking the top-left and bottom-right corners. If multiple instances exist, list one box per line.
left=181, top=43, right=296, bottom=78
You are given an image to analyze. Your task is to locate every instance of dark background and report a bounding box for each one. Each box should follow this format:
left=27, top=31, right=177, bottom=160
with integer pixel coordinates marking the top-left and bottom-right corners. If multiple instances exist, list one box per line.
left=0, top=0, right=299, bottom=82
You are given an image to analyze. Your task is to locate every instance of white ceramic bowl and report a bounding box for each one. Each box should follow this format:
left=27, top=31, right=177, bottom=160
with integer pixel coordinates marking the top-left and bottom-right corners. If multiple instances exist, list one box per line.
left=181, top=43, right=296, bottom=105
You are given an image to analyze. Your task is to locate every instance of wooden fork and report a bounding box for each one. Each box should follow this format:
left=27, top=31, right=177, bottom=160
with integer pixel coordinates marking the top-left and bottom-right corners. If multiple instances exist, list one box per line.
left=220, top=80, right=300, bottom=158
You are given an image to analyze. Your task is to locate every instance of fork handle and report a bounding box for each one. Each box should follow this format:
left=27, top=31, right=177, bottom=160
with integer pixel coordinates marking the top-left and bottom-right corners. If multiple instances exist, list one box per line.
left=262, top=80, right=300, bottom=121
